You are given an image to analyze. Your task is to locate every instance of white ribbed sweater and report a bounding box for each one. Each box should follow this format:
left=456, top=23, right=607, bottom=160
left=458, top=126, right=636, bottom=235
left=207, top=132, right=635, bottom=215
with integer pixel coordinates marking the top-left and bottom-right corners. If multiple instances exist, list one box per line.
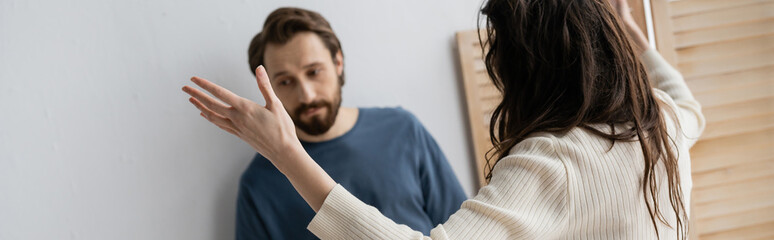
left=307, top=49, right=706, bottom=239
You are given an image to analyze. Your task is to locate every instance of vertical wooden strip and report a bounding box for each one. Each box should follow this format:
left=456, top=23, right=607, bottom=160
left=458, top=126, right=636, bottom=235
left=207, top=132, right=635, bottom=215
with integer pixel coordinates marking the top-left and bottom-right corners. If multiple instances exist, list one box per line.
left=456, top=30, right=491, bottom=188
left=650, top=0, right=679, bottom=64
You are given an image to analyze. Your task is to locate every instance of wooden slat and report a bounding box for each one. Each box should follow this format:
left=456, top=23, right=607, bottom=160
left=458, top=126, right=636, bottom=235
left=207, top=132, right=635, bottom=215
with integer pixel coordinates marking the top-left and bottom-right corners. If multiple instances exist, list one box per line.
left=478, top=82, right=498, bottom=95
left=473, top=58, right=486, bottom=73
left=672, top=2, right=774, bottom=32
left=678, top=49, right=774, bottom=79
left=701, top=97, right=774, bottom=123
left=692, top=144, right=773, bottom=173
left=693, top=188, right=774, bottom=219
left=456, top=29, right=494, bottom=188
left=694, top=176, right=774, bottom=204
left=701, top=221, right=774, bottom=240
left=690, top=129, right=774, bottom=173
left=669, top=0, right=772, bottom=17
left=690, top=127, right=774, bottom=159
left=693, top=159, right=774, bottom=189
left=696, top=206, right=774, bottom=235
left=701, top=113, right=774, bottom=140
left=693, top=81, right=774, bottom=108
left=652, top=0, right=679, bottom=64
left=481, top=97, right=501, bottom=114
left=677, top=34, right=774, bottom=64
left=674, top=19, right=774, bottom=49
left=686, top=66, right=774, bottom=94
left=476, top=72, right=491, bottom=86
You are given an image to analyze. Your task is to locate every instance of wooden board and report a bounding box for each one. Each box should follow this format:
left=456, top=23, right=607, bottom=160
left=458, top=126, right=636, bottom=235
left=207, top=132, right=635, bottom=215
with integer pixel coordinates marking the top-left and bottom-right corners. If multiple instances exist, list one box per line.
left=651, top=0, right=774, bottom=238
left=455, top=29, right=496, bottom=188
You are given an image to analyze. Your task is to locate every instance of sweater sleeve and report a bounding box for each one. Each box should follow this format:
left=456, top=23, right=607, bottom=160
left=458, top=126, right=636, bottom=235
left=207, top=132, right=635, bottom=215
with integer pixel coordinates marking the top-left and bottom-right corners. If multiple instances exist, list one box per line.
left=641, top=48, right=706, bottom=147
left=307, top=136, right=569, bottom=239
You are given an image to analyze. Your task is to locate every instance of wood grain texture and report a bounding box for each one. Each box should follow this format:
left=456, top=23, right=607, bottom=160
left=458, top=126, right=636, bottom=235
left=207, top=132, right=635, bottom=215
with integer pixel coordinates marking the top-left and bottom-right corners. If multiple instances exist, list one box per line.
left=651, top=0, right=774, bottom=238
left=455, top=29, right=495, bottom=188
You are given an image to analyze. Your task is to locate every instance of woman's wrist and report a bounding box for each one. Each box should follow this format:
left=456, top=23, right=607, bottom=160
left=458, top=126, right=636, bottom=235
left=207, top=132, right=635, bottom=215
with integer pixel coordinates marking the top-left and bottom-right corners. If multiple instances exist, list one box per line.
left=624, top=20, right=650, bottom=54
left=270, top=140, right=307, bottom=173
left=275, top=142, right=337, bottom=212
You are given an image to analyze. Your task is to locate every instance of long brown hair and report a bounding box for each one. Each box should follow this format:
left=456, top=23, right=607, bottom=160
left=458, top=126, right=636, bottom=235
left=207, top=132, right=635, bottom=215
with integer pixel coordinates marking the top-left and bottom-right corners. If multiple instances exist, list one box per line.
left=479, top=0, right=687, bottom=238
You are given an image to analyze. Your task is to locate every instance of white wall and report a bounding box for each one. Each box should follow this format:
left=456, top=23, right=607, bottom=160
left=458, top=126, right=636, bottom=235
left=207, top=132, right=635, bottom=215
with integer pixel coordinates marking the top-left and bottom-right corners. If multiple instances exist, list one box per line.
left=0, top=0, right=484, bottom=239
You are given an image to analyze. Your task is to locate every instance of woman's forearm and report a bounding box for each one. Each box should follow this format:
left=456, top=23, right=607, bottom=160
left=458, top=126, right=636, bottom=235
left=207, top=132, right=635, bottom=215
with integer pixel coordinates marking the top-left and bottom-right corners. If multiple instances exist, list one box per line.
left=625, top=20, right=650, bottom=54
left=276, top=146, right=338, bottom=212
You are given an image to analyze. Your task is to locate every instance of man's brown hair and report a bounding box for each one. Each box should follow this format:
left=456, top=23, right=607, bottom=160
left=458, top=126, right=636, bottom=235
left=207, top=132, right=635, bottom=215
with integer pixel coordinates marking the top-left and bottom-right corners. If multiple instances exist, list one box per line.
left=248, top=7, right=344, bottom=85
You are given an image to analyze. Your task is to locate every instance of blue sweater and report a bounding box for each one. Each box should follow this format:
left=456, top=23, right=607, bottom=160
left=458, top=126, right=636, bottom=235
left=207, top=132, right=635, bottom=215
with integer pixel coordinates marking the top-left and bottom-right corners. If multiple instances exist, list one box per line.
left=235, top=107, right=467, bottom=239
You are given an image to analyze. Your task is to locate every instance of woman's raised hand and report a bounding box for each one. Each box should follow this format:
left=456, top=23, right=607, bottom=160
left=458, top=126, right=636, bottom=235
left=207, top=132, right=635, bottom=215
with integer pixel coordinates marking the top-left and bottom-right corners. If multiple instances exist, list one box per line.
left=610, top=0, right=636, bottom=24
left=183, top=67, right=336, bottom=211
left=182, top=66, right=304, bottom=166
left=609, top=0, right=650, bottom=53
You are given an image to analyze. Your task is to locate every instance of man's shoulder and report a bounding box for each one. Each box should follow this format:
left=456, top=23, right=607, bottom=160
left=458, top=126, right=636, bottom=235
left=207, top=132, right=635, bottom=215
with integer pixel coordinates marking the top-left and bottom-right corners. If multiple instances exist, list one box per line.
left=360, top=106, right=421, bottom=126
left=239, top=153, right=282, bottom=189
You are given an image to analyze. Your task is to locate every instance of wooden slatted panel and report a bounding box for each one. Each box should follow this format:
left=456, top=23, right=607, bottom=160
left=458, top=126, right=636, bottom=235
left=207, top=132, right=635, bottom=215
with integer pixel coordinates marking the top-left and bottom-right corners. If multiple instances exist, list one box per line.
left=674, top=20, right=774, bottom=48
left=672, top=2, right=774, bottom=32
left=670, top=0, right=772, bottom=17
left=701, top=222, right=774, bottom=240
left=456, top=29, right=497, bottom=188
left=702, top=222, right=774, bottom=240
left=692, top=159, right=774, bottom=190
left=651, top=0, right=774, bottom=238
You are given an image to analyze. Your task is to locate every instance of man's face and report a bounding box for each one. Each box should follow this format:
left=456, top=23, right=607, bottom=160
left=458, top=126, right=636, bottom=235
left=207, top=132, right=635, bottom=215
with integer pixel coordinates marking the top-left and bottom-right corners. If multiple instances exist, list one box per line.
left=263, top=32, right=344, bottom=136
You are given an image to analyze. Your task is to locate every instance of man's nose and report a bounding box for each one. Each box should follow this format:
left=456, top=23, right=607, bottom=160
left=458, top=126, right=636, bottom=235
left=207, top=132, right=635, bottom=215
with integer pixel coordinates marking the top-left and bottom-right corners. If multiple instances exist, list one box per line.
left=297, top=80, right=316, bottom=104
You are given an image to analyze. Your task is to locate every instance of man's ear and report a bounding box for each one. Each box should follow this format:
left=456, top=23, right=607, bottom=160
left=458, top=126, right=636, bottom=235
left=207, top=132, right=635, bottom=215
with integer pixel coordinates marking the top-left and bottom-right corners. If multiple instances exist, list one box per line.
left=334, top=50, right=344, bottom=76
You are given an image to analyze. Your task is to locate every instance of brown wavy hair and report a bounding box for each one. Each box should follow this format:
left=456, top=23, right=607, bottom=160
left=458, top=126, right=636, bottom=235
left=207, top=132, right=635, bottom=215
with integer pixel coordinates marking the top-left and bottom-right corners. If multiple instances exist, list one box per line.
left=479, top=0, right=687, bottom=238
left=247, top=7, right=344, bottom=85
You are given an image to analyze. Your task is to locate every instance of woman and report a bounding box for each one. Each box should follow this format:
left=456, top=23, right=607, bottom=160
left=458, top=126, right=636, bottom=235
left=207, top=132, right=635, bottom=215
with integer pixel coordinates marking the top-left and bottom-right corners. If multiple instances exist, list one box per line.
left=182, top=0, right=704, bottom=238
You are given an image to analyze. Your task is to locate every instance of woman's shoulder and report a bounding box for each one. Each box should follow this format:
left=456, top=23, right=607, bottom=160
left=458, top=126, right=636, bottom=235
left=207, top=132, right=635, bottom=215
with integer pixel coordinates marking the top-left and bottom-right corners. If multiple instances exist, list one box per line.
left=491, top=133, right=568, bottom=184
left=503, top=127, right=633, bottom=169
left=508, top=130, right=602, bottom=157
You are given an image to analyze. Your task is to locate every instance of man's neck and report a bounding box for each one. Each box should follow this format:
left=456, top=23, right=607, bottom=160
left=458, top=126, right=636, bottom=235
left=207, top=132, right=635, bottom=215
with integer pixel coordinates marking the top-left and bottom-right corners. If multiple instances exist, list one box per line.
left=296, top=107, right=359, bottom=143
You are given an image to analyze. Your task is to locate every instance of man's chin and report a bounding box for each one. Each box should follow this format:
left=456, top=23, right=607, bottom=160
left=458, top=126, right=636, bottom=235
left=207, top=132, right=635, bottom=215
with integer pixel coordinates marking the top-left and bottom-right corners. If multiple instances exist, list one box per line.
left=295, top=117, right=329, bottom=135
left=297, top=124, right=333, bottom=136
left=301, top=111, right=328, bottom=123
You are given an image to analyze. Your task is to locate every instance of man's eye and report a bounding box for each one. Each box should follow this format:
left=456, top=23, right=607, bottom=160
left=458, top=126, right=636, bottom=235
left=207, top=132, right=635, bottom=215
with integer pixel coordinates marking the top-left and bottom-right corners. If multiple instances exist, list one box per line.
left=279, top=80, right=291, bottom=86
left=309, top=69, right=320, bottom=76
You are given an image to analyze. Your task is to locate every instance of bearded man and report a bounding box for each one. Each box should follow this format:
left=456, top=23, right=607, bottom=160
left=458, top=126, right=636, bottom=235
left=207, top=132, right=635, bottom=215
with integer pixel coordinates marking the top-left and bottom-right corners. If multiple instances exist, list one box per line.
left=235, top=7, right=467, bottom=240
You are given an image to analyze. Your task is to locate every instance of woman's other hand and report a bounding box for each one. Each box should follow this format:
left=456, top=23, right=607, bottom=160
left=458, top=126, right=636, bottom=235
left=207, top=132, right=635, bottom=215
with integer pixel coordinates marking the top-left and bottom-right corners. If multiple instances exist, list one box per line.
left=610, top=0, right=650, bottom=53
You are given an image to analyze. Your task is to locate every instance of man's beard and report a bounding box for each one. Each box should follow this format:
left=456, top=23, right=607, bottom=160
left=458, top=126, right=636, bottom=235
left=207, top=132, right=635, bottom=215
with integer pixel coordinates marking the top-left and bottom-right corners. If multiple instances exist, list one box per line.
left=290, top=89, right=342, bottom=136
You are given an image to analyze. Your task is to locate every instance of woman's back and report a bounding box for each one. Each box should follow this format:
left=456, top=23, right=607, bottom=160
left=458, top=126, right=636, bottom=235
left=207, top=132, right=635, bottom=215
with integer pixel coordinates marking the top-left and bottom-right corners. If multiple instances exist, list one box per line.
left=436, top=48, right=705, bottom=239
left=483, top=120, right=692, bottom=239
left=308, top=48, right=705, bottom=240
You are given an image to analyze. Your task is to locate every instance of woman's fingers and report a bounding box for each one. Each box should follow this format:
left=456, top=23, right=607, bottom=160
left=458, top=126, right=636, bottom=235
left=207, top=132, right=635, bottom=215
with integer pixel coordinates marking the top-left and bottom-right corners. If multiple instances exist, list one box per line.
left=190, top=76, right=244, bottom=107
left=200, top=113, right=239, bottom=135
left=190, top=97, right=239, bottom=135
left=183, top=85, right=232, bottom=115
left=199, top=106, right=237, bottom=131
left=255, top=66, right=281, bottom=108
left=189, top=97, right=231, bottom=123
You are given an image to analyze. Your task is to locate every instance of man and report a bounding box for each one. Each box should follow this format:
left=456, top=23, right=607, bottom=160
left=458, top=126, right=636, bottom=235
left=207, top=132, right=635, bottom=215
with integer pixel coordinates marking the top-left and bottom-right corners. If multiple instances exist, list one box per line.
left=235, top=7, right=467, bottom=240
